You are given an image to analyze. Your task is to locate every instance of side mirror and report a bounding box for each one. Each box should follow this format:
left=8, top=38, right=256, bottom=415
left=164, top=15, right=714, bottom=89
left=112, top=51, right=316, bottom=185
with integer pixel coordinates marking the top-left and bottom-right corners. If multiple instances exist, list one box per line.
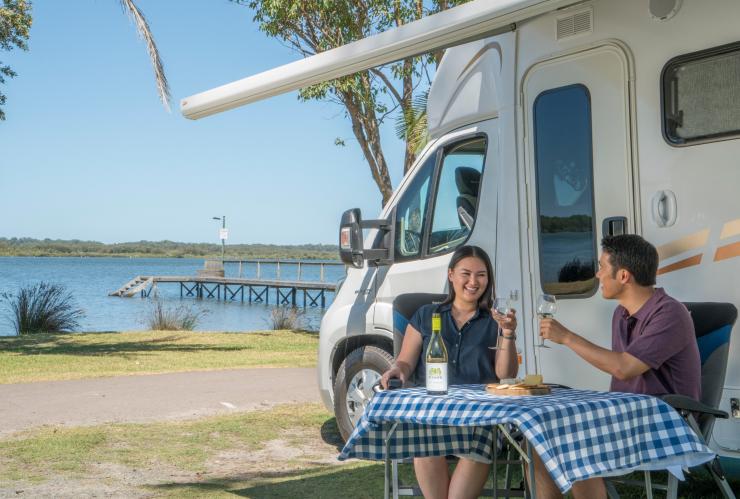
left=339, top=208, right=364, bottom=268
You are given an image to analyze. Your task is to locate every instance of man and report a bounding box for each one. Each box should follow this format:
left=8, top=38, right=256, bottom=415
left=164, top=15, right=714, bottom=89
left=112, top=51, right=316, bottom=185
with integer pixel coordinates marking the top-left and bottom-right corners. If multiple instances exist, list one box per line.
left=535, top=234, right=701, bottom=498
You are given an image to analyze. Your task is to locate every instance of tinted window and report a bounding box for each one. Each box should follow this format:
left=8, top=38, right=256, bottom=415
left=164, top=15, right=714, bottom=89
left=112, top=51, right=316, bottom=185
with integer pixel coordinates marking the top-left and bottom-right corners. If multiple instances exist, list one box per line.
left=428, top=138, right=486, bottom=255
left=394, top=154, right=435, bottom=262
left=662, top=41, right=740, bottom=145
left=533, top=84, right=597, bottom=296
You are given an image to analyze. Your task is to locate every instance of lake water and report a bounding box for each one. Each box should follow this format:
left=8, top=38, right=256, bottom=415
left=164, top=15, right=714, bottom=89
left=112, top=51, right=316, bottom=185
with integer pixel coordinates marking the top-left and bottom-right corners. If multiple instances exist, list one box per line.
left=0, top=257, right=344, bottom=336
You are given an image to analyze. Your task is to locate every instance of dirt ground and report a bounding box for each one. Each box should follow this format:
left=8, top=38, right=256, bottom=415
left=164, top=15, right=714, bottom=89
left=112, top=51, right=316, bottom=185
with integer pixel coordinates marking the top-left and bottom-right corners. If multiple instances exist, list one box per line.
left=0, top=368, right=349, bottom=498
left=0, top=421, right=348, bottom=498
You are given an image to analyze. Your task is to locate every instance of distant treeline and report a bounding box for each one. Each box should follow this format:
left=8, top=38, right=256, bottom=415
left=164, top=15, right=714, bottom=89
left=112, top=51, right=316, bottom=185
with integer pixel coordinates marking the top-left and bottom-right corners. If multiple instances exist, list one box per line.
left=0, top=238, right=339, bottom=260
left=540, top=215, right=592, bottom=233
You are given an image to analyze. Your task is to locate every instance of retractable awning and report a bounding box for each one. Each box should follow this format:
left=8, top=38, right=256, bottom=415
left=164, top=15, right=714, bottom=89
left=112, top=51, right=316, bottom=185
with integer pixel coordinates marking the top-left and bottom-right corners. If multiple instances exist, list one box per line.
left=181, top=0, right=579, bottom=120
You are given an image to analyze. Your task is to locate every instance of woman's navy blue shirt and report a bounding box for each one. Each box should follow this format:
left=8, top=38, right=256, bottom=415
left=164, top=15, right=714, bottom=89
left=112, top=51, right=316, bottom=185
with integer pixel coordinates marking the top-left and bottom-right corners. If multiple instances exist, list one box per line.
left=409, top=302, right=498, bottom=385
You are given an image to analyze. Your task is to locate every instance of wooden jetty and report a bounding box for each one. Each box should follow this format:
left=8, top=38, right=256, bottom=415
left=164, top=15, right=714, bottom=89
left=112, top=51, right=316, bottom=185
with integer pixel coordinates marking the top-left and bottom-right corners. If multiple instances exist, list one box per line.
left=110, top=260, right=342, bottom=307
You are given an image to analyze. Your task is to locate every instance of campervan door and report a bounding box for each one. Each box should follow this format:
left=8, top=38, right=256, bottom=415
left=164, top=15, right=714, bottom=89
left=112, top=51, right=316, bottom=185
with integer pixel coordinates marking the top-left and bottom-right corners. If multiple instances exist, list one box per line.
left=520, top=42, right=636, bottom=390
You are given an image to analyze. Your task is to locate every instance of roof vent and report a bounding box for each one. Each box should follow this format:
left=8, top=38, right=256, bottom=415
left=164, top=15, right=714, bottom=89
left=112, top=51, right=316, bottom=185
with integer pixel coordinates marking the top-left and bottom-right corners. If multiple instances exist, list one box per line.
left=556, top=8, right=593, bottom=40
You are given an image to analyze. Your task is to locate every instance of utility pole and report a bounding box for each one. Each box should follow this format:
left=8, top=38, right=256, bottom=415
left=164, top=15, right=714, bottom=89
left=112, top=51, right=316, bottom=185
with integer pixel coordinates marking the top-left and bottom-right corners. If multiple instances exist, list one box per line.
left=213, top=215, right=227, bottom=261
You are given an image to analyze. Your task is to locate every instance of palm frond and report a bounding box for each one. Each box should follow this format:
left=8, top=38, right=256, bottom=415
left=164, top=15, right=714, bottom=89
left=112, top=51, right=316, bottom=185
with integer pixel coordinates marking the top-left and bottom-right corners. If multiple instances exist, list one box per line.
left=395, top=90, right=430, bottom=154
left=118, top=0, right=171, bottom=111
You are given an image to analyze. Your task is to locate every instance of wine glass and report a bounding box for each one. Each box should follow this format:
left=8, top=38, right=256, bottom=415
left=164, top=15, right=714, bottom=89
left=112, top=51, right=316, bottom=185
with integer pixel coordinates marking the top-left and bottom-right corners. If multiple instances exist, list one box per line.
left=536, top=294, right=557, bottom=349
left=489, top=297, right=510, bottom=351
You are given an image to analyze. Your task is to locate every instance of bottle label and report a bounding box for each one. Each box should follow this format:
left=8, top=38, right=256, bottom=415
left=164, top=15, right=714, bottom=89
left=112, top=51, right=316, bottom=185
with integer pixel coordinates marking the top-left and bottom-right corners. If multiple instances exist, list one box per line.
left=426, top=363, right=448, bottom=393
left=432, top=314, right=441, bottom=332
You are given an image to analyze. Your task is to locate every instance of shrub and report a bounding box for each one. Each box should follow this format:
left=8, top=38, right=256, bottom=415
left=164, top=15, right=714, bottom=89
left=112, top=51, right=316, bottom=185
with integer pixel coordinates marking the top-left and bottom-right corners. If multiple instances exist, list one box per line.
left=268, top=306, right=305, bottom=330
left=145, top=297, right=207, bottom=331
left=1, top=282, right=85, bottom=335
left=558, top=257, right=595, bottom=283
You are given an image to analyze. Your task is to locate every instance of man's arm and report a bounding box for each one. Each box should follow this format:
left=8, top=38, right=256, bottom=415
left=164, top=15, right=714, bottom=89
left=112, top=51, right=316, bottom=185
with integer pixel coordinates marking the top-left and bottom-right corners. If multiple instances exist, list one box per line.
left=540, top=319, right=650, bottom=380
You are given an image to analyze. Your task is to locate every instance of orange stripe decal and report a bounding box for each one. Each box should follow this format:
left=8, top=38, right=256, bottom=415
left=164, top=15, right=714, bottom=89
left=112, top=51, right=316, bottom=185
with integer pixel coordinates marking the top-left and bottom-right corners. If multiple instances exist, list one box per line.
left=720, top=219, right=740, bottom=240
left=714, top=241, right=740, bottom=262
left=657, top=254, right=703, bottom=275
left=656, top=229, right=710, bottom=261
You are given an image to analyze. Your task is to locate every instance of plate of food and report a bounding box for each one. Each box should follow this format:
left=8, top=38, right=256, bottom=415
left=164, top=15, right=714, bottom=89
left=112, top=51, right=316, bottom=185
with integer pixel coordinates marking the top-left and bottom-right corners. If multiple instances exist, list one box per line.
left=486, top=374, right=551, bottom=396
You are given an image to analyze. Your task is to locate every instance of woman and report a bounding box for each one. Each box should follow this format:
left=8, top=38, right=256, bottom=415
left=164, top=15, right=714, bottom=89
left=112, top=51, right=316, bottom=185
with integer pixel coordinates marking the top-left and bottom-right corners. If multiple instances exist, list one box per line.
left=380, top=245, right=518, bottom=499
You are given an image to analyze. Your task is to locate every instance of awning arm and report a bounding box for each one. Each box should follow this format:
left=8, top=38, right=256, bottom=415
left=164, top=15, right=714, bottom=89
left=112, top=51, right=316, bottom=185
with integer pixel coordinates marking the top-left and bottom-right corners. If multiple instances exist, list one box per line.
left=181, top=0, right=580, bottom=120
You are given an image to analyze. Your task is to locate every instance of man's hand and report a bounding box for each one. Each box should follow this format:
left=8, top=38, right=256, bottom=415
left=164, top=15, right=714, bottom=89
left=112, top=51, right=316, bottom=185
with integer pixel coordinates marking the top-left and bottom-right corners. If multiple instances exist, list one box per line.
left=539, top=318, right=573, bottom=345
left=380, top=364, right=406, bottom=389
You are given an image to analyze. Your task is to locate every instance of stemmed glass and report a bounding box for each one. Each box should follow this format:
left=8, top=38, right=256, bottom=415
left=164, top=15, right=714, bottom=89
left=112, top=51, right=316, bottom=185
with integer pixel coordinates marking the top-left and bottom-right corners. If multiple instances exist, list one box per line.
left=536, top=294, right=557, bottom=349
left=489, top=297, right=511, bottom=351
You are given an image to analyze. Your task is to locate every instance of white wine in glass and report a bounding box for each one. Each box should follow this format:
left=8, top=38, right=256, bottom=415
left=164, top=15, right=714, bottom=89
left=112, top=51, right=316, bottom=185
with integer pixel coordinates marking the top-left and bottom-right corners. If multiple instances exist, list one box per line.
left=537, top=294, right=557, bottom=349
left=490, top=297, right=510, bottom=351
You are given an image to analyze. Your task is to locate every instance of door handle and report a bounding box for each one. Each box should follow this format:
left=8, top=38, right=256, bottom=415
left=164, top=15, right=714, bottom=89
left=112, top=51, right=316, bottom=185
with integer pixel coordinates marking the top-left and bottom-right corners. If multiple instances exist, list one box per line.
left=602, top=216, right=627, bottom=237
left=652, top=190, right=677, bottom=227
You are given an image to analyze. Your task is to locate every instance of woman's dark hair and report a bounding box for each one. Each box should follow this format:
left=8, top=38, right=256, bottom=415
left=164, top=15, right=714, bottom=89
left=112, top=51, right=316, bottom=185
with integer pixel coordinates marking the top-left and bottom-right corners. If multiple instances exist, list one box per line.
left=441, top=245, right=494, bottom=310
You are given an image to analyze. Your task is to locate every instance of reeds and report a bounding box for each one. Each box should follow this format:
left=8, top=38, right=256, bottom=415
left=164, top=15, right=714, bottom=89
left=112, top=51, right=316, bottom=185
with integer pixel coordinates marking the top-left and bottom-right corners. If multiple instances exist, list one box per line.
left=145, top=297, right=207, bottom=331
left=268, top=306, right=305, bottom=330
left=1, top=282, right=85, bottom=334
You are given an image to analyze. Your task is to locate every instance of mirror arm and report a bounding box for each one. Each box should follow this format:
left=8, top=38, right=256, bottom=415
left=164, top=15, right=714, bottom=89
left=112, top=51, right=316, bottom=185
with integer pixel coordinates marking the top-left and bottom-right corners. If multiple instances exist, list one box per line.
left=360, top=219, right=391, bottom=230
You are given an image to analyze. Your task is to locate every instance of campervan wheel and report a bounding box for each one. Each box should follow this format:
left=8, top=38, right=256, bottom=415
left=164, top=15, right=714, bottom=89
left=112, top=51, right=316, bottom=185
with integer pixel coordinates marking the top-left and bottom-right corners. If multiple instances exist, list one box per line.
left=333, top=345, right=393, bottom=441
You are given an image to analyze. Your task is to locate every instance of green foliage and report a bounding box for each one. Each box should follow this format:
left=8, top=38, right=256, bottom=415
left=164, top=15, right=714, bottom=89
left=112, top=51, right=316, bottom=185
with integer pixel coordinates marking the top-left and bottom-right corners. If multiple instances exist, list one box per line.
left=240, top=0, right=472, bottom=203
left=540, top=214, right=593, bottom=233
left=0, top=237, right=339, bottom=260
left=0, top=0, right=32, bottom=120
left=395, top=89, right=429, bottom=154
left=1, top=282, right=85, bottom=334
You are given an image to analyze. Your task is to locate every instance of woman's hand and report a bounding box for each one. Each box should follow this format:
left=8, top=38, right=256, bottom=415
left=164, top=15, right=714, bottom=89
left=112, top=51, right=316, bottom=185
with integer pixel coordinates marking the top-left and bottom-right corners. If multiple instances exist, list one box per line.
left=492, top=308, right=517, bottom=334
left=380, top=364, right=406, bottom=389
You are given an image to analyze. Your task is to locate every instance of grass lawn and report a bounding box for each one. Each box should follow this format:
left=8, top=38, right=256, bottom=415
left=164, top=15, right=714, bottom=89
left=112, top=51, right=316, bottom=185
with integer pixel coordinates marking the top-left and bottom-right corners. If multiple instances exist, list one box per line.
left=0, top=402, right=391, bottom=498
left=0, top=402, right=734, bottom=498
left=0, top=330, right=318, bottom=384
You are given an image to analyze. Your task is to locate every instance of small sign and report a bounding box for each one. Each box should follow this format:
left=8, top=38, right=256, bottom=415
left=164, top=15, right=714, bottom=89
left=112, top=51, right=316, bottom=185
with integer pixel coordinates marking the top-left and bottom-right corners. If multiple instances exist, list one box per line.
left=219, top=228, right=229, bottom=240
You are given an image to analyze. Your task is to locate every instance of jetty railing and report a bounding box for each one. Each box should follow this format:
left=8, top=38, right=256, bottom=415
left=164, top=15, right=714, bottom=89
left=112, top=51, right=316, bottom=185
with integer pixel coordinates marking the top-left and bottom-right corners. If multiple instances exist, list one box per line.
left=223, top=259, right=344, bottom=282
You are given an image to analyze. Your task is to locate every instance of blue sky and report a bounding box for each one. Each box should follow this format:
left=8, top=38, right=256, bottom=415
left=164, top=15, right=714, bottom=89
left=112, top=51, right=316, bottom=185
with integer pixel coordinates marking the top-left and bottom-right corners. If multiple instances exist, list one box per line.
left=0, top=0, right=408, bottom=245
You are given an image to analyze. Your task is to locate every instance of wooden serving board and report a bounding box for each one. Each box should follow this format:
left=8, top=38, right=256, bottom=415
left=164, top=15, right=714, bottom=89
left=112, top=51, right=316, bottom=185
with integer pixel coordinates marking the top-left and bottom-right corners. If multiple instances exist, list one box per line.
left=485, top=383, right=551, bottom=396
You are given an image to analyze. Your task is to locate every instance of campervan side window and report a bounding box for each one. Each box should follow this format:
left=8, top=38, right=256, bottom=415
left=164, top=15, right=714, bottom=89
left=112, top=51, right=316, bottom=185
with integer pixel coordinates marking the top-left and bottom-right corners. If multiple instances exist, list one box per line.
left=662, top=41, right=740, bottom=146
left=428, top=138, right=486, bottom=255
left=533, top=84, right=598, bottom=297
left=394, top=154, right=436, bottom=262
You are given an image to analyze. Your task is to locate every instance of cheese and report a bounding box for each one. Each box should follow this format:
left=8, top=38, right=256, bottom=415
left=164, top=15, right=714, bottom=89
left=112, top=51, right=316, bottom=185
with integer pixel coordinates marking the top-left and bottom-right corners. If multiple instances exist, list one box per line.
left=524, top=374, right=543, bottom=386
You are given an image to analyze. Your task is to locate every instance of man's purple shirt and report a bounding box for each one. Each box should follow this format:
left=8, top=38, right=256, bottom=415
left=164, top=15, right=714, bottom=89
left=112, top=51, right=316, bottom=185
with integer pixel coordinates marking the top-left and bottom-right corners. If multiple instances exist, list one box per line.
left=610, top=288, right=701, bottom=400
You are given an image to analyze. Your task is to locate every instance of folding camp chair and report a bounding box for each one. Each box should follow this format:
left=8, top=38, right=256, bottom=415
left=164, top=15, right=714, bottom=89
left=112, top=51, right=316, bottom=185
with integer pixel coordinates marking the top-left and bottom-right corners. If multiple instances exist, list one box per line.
left=607, top=301, right=738, bottom=499
left=384, top=293, right=526, bottom=498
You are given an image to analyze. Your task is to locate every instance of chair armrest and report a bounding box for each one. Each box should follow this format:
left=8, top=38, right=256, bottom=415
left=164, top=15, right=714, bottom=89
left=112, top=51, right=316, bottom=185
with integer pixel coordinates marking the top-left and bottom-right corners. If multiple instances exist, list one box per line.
left=660, top=394, right=729, bottom=419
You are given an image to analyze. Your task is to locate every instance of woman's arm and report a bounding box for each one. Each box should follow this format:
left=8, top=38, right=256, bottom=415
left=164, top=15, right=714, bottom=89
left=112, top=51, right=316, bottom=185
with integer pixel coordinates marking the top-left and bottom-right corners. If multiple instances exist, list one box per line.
left=380, top=324, right=423, bottom=388
left=492, top=309, right=519, bottom=380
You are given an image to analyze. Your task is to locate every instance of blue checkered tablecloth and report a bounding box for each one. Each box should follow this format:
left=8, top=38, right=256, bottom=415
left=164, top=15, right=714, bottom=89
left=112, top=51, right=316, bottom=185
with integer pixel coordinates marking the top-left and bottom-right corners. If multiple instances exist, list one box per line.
left=339, top=385, right=714, bottom=493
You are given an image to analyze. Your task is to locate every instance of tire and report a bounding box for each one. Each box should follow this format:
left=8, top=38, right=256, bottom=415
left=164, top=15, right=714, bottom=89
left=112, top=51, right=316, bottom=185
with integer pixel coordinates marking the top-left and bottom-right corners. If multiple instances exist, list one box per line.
left=334, top=345, right=394, bottom=442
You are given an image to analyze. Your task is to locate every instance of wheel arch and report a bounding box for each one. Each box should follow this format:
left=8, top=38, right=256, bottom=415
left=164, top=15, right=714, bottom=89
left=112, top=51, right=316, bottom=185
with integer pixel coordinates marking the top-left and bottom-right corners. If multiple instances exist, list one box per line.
left=330, top=332, right=394, bottom=385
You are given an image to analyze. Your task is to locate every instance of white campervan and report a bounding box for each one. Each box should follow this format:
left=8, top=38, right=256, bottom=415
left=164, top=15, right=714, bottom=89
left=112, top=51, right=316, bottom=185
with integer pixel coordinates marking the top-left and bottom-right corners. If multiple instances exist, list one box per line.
left=183, top=0, right=740, bottom=468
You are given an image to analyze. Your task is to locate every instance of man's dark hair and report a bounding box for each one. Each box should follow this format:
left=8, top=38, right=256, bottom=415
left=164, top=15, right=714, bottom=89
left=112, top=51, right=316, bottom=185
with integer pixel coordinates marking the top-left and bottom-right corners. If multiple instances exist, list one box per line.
left=601, top=235, right=658, bottom=286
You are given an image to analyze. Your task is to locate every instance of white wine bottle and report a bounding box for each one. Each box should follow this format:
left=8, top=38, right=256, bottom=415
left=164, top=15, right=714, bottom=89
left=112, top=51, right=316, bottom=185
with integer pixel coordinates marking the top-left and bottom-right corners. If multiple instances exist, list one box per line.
left=426, top=312, right=448, bottom=395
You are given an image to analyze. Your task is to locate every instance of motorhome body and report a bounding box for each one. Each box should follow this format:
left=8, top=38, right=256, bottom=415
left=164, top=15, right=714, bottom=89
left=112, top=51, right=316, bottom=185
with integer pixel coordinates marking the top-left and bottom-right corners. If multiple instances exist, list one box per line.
left=182, top=0, right=740, bottom=465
